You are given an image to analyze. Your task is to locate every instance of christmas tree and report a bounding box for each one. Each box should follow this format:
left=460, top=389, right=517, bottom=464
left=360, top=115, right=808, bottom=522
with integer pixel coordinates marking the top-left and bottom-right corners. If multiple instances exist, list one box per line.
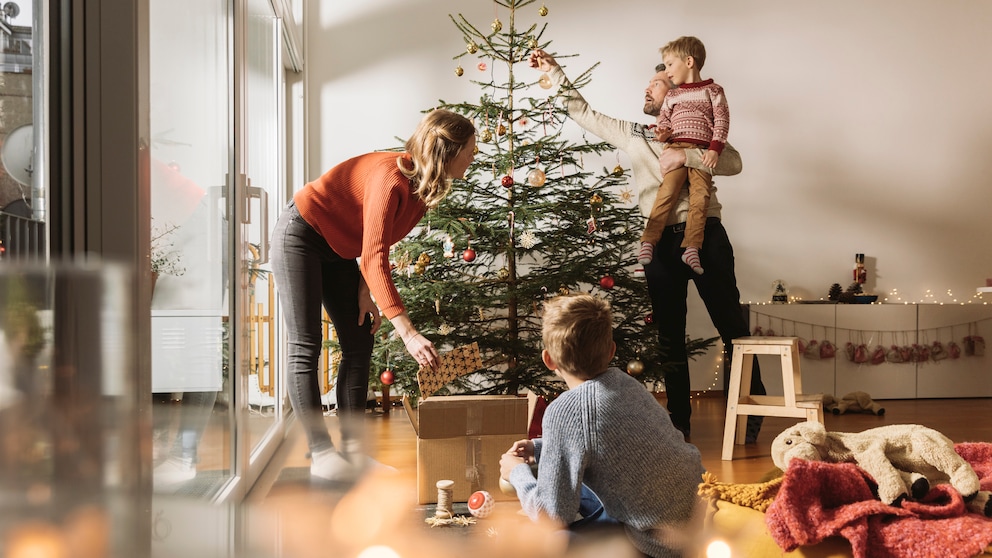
left=363, top=0, right=716, bottom=399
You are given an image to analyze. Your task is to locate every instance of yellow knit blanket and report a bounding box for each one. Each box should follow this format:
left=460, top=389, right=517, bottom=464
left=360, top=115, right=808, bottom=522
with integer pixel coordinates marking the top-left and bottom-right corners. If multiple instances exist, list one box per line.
left=697, top=470, right=783, bottom=514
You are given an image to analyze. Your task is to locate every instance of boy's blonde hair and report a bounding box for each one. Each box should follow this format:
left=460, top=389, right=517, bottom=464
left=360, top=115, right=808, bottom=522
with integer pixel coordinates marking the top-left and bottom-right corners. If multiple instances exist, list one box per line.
left=660, top=36, right=706, bottom=70
left=402, top=109, right=476, bottom=208
left=541, top=294, right=615, bottom=380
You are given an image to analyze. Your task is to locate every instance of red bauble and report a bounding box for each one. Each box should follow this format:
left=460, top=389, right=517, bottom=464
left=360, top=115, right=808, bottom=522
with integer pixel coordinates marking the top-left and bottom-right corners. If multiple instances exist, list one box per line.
left=379, top=369, right=394, bottom=385
left=501, top=175, right=514, bottom=187
left=462, top=248, right=477, bottom=262
left=644, top=313, right=654, bottom=325
left=599, top=275, right=615, bottom=290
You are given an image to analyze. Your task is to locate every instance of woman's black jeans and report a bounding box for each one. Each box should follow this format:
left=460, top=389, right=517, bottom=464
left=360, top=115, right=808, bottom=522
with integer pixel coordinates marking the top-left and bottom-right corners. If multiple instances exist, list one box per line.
left=270, top=201, right=374, bottom=453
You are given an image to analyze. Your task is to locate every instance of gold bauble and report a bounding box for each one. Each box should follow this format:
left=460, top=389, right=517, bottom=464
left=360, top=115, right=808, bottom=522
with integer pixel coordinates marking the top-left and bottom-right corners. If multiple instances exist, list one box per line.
left=491, top=18, right=502, bottom=33
left=527, top=168, right=546, bottom=187
left=497, top=124, right=507, bottom=136
left=527, top=37, right=538, bottom=49
left=480, top=129, right=493, bottom=142
left=558, top=286, right=570, bottom=295
left=467, top=42, right=478, bottom=54
left=626, top=359, right=645, bottom=375
left=455, top=65, right=464, bottom=77
left=539, top=4, right=549, bottom=16
left=497, top=267, right=510, bottom=280
left=613, top=164, right=624, bottom=176
left=538, top=73, right=553, bottom=89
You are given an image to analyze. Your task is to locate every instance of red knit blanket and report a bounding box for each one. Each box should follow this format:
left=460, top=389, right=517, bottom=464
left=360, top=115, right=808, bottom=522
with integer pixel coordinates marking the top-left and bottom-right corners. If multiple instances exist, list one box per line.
left=766, top=442, right=992, bottom=558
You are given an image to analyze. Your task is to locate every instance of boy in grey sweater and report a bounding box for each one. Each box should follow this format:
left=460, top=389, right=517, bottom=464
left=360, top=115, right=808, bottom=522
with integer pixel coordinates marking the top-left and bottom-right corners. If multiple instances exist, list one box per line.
left=499, top=294, right=706, bottom=558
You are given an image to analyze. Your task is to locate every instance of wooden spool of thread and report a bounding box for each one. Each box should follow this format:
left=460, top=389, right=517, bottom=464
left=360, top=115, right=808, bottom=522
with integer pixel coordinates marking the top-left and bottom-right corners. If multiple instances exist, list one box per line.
left=435, top=480, right=455, bottom=519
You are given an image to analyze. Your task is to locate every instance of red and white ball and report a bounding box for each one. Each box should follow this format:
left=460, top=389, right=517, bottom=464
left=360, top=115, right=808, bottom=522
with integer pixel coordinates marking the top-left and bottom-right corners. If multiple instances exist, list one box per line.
left=467, top=490, right=495, bottom=518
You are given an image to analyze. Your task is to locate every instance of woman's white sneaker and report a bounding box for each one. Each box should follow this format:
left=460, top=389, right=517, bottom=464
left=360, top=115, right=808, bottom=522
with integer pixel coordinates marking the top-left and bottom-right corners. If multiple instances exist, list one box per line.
left=310, top=448, right=358, bottom=482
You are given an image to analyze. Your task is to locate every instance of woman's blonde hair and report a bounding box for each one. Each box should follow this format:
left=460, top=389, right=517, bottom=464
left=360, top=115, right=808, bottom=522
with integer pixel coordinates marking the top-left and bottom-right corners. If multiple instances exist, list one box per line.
left=401, top=109, right=475, bottom=208
left=541, top=294, right=615, bottom=380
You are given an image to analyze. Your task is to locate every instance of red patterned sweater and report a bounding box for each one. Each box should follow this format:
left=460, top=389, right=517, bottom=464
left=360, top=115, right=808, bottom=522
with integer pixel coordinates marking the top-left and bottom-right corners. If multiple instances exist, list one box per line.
left=655, top=79, right=729, bottom=154
left=294, top=151, right=426, bottom=319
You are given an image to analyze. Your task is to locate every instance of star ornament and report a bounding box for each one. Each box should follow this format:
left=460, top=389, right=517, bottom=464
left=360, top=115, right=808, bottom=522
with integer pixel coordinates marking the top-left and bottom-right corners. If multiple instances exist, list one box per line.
left=619, top=188, right=633, bottom=203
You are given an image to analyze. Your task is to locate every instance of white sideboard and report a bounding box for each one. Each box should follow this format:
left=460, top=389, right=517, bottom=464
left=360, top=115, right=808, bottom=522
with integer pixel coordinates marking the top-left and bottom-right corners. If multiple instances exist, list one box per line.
left=746, top=304, right=991, bottom=400
left=151, top=310, right=225, bottom=392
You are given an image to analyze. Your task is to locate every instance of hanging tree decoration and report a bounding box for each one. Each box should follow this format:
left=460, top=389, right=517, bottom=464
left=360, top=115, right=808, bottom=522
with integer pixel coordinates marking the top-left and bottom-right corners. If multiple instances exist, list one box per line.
left=527, top=156, right=546, bottom=187
left=627, top=356, right=645, bottom=375
left=507, top=211, right=516, bottom=246
left=619, top=187, right=634, bottom=204
left=519, top=230, right=537, bottom=249
left=463, top=237, right=477, bottom=262
left=538, top=3, right=549, bottom=16
left=442, top=234, right=455, bottom=258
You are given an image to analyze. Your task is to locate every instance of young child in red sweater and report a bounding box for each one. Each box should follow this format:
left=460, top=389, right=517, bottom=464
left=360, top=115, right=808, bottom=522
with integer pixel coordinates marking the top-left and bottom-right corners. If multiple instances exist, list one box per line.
left=637, top=36, right=730, bottom=276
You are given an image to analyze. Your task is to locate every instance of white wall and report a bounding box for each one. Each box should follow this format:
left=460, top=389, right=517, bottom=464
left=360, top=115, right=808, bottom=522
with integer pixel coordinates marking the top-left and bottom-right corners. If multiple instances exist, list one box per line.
left=306, top=0, right=992, bottom=390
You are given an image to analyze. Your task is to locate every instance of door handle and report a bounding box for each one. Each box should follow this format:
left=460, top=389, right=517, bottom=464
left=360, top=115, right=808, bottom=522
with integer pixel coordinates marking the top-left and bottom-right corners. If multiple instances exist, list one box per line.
left=246, top=179, right=269, bottom=264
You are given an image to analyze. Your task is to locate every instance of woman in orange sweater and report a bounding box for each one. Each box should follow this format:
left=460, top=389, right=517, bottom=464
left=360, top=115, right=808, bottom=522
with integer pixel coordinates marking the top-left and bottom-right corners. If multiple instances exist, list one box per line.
left=270, top=109, right=476, bottom=481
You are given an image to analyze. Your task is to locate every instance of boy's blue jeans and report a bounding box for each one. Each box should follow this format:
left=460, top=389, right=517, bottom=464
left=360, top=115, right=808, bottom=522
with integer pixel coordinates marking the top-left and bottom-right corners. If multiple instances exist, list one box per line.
left=569, top=485, right=620, bottom=531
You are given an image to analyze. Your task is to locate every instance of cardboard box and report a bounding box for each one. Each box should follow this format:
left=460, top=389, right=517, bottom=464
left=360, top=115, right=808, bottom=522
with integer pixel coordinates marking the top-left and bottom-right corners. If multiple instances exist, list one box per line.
left=405, top=395, right=528, bottom=504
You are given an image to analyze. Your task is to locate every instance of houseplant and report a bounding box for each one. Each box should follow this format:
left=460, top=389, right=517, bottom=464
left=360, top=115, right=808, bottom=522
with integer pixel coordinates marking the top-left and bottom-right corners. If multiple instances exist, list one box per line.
left=150, top=220, right=186, bottom=291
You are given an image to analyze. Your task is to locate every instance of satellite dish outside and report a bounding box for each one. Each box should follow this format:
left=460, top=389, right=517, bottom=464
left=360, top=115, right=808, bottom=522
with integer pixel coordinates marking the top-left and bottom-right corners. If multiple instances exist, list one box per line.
left=1, top=123, right=33, bottom=186
left=2, top=2, right=20, bottom=19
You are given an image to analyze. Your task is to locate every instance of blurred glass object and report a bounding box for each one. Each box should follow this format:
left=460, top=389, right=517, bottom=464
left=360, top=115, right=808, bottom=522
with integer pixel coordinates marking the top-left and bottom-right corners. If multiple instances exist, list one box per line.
left=0, top=262, right=141, bottom=557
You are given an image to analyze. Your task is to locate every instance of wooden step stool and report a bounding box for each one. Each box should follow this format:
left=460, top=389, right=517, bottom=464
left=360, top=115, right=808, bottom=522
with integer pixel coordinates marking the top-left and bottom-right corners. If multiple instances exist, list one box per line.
left=722, top=336, right=823, bottom=460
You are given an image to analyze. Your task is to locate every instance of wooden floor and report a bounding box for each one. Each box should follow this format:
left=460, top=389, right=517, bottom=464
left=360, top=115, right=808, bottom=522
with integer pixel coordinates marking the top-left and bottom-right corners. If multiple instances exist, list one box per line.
left=234, top=395, right=992, bottom=557
left=248, top=394, right=992, bottom=501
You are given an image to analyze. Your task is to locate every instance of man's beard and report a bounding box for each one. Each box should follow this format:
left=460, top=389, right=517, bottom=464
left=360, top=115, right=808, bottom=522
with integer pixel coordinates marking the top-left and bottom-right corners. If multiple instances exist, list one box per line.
left=643, top=100, right=661, bottom=117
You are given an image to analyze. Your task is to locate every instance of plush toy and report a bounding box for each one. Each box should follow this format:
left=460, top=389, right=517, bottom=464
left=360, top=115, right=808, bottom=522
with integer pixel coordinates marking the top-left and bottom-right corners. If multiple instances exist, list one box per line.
left=771, top=422, right=992, bottom=516
left=821, top=391, right=885, bottom=415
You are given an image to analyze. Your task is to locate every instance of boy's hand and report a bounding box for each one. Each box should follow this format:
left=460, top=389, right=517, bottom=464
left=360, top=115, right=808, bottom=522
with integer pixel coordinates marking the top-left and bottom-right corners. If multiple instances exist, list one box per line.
left=500, top=451, right=527, bottom=480
left=500, top=438, right=534, bottom=480
left=701, top=149, right=719, bottom=169
left=653, top=127, right=672, bottom=143
left=507, top=439, right=535, bottom=463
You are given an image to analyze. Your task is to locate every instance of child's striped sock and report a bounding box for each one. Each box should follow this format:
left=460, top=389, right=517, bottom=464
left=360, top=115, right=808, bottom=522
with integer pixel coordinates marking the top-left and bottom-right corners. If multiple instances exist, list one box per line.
left=681, top=246, right=704, bottom=275
left=637, top=242, right=654, bottom=265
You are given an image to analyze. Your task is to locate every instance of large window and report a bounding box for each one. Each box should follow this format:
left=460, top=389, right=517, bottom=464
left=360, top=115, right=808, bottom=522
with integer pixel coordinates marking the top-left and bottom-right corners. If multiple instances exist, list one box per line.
left=0, top=0, right=44, bottom=261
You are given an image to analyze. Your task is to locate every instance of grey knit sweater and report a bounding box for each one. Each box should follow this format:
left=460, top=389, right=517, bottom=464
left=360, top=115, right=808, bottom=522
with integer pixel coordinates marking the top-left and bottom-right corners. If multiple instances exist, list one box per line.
left=509, top=367, right=705, bottom=558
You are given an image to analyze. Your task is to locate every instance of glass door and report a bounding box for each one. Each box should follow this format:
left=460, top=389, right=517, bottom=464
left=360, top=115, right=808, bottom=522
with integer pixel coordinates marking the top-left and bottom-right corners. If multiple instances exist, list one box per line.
left=243, top=0, right=289, bottom=482
left=147, top=0, right=293, bottom=505
left=148, top=0, right=234, bottom=499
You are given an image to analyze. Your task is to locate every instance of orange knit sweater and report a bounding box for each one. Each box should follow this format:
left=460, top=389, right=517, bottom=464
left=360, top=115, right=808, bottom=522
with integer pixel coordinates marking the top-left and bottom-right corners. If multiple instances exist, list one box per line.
left=294, top=151, right=426, bottom=319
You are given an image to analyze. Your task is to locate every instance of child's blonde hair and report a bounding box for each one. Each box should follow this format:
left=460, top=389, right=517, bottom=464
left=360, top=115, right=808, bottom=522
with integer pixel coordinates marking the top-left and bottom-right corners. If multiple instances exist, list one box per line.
left=402, top=109, right=476, bottom=208
left=541, top=294, right=615, bottom=380
left=660, top=36, right=707, bottom=70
